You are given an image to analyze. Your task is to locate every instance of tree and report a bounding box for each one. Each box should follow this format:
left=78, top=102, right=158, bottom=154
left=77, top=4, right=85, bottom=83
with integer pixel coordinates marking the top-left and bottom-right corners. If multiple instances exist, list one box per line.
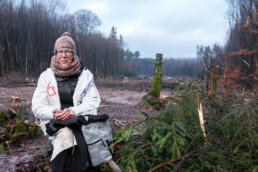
left=197, top=45, right=212, bottom=80
left=109, top=26, right=117, bottom=39
left=73, top=9, right=101, bottom=35
left=224, top=0, right=257, bottom=91
left=118, top=35, right=124, bottom=49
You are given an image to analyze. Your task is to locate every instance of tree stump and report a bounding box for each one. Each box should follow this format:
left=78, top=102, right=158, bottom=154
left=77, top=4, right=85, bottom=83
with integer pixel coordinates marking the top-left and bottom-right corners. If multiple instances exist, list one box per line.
left=11, top=96, right=21, bottom=106
left=149, top=53, right=163, bottom=98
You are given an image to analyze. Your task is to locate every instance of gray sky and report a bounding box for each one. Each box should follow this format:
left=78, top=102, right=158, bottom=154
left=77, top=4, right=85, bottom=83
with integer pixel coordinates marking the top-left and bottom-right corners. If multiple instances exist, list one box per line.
left=67, top=0, right=229, bottom=58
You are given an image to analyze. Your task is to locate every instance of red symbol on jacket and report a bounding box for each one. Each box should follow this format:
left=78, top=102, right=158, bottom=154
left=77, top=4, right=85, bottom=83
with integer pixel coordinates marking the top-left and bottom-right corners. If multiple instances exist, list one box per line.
left=47, top=82, right=56, bottom=97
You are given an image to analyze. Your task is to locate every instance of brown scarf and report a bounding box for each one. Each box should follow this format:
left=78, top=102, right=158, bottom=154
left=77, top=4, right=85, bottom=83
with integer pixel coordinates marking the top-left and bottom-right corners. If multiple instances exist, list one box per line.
left=51, top=55, right=81, bottom=77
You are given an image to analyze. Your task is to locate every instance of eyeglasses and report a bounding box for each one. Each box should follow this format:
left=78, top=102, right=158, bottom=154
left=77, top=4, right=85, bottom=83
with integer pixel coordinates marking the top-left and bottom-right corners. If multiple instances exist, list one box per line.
left=57, top=50, right=73, bottom=56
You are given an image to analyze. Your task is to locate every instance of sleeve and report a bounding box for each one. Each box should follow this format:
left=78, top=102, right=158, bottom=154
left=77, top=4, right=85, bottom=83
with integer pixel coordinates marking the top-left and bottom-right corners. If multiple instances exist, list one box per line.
left=70, top=77, right=101, bottom=115
left=32, top=73, right=56, bottom=120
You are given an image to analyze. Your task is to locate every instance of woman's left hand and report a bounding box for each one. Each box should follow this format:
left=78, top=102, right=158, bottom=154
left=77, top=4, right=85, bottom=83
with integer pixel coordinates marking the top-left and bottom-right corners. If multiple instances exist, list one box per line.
left=53, top=108, right=75, bottom=120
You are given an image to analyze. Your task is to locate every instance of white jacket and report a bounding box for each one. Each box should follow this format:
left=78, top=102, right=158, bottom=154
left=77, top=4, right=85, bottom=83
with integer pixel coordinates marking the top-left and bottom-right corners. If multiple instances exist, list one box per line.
left=32, top=68, right=101, bottom=161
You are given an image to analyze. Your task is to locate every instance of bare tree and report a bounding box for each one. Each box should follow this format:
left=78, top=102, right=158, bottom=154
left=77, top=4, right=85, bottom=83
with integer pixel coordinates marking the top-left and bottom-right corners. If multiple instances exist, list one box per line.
left=73, top=9, right=101, bottom=35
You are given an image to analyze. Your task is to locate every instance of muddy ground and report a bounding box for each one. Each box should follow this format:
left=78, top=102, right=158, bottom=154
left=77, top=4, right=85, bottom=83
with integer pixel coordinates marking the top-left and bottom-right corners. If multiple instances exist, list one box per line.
left=0, top=77, right=176, bottom=171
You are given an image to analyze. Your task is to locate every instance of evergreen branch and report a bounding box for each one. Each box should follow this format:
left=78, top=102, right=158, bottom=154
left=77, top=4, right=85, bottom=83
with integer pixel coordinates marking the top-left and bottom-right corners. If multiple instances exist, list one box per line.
left=205, top=91, right=217, bottom=103
left=127, top=143, right=153, bottom=170
left=133, top=117, right=171, bottom=127
left=164, top=165, right=173, bottom=171
left=136, top=158, right=163, bottom=163
left=149, top=161, right=172, bottom=172
left=172, top=115, right=225, bottom=172
left=143, top=147, right=151, bottom=152
left=156, top=132, right=173, bottom=149
left=148, top=154, right=195, bottom=172
left=172, top=132, right=201, bottom=172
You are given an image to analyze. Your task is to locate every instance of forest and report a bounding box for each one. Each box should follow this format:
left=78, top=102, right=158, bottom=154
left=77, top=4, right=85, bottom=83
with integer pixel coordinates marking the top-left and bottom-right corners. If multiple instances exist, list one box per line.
left=0, top=0, right=257, bottom=171
left=0, top=0, right=126, bottom=78
left=0, top=0, right=257, bottom=91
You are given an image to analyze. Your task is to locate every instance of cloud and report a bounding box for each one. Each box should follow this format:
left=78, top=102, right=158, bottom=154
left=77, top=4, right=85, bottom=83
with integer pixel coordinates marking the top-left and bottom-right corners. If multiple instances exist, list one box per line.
left=80, top=1, right=109, bottom=16
left=67, top=0, right=229, bottom=58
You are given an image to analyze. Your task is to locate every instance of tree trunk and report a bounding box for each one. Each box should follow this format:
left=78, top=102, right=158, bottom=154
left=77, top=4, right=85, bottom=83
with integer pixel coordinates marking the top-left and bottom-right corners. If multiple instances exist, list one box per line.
left=25, top=40, right=28, bottom=78
left=253, top=54, right=258, bottom=93
left=210, top=65, right=219, bottom=95
left=207, top=55, right=214, bottom=90
left=0, top=27, right=3, bottom=76
left=150, top=53, right=163, bottom=98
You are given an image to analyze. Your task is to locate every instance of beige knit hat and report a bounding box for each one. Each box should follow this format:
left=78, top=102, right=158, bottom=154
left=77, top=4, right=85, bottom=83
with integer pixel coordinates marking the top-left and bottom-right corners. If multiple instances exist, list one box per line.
left=54, top=32, right=76, bottom=54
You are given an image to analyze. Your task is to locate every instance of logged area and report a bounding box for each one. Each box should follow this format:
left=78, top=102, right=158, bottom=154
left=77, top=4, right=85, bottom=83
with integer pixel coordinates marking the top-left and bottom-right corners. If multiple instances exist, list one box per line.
left=0, top=76, right=257, bottom=171
left=0, top=0, right=257, bottom=171
left=0, top=77, right=174, bottom=171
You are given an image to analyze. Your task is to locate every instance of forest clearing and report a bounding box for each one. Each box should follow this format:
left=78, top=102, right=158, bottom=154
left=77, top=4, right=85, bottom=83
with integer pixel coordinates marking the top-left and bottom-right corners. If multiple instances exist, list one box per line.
left=0, top=0, right=258, bottom=171
left=0, top=75, right=257, bottom=171
left=0, top=76, right=171, bottom=171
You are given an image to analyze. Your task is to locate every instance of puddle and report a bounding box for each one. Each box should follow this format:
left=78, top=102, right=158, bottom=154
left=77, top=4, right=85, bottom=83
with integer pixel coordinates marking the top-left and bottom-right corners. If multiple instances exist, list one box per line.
left=102, top=90, right=171, bottom=106
left=103, top=91, right=147, bottom=105
left=107, top=97, right=128, bottom=104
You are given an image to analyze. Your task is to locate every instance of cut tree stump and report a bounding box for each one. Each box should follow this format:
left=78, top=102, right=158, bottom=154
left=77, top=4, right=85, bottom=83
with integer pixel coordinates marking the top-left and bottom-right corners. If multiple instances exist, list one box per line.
left=11, top=96, right=21, bottom=106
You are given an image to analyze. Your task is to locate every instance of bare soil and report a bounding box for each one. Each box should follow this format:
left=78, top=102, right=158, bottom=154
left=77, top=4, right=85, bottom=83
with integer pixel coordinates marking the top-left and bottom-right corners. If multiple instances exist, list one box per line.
left=0, top=77, right=174, bottom=171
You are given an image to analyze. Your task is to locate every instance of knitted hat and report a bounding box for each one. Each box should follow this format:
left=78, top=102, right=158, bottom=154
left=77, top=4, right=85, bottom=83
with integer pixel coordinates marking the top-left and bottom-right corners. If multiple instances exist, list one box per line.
left=54, top=32, right=76, bottom=54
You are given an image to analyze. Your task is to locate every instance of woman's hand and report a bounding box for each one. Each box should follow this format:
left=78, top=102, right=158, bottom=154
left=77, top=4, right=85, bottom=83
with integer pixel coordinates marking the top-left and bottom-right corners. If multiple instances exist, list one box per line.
left=53, top=109, right=75, bottom=120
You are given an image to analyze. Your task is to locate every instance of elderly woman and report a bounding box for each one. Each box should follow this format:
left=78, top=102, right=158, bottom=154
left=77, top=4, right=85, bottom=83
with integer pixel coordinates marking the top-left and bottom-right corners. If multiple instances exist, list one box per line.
left=32, top=32, right=110, bottom=171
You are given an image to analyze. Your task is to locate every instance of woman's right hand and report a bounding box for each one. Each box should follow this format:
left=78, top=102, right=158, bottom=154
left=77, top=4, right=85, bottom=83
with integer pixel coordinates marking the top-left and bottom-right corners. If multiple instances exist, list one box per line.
left=53, top=109, right=75, bottom=120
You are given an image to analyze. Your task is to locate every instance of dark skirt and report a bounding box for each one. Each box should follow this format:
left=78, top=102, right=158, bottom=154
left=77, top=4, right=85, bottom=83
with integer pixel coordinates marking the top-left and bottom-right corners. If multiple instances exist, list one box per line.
left=51, top=146, right=101, bottom=172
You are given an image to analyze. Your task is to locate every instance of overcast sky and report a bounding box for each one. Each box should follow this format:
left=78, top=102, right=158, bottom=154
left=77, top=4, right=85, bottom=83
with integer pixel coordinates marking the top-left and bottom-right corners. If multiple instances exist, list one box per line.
left=67, top=0, right=229, bottom=58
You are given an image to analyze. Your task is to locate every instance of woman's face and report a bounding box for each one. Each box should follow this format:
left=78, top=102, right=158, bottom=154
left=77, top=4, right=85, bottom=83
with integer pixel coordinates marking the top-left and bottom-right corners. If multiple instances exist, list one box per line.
left=56, top=48, right=74, bottom=68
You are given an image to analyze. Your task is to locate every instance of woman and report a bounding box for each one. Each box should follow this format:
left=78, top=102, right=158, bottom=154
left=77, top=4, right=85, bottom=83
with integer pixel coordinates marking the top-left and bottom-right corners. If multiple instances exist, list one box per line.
left=32, top=32, right=111, bottom=171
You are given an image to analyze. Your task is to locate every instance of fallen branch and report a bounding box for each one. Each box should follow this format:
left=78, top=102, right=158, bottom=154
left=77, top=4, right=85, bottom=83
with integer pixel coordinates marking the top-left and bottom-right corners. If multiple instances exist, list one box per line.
left=148, top=153, right=196, bottom=172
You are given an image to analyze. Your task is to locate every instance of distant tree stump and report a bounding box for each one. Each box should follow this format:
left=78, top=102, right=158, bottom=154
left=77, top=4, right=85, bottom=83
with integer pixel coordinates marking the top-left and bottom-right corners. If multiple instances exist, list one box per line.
left=10, top=96, right=21, bottom=106
left=142, top=53, right=165, bottom=110
left=122, top=77, right=129, bottom=83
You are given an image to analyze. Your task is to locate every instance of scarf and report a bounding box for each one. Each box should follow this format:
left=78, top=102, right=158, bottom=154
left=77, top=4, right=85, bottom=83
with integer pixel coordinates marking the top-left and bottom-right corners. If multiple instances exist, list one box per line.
left=51, top=55, right=81, bottom=77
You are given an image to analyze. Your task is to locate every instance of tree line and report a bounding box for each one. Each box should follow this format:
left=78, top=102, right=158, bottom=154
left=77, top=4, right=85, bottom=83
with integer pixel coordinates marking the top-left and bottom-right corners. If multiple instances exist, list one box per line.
left=135, top=58, right=203, bottom=78
left=0, top=0, right=131, bottom=78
